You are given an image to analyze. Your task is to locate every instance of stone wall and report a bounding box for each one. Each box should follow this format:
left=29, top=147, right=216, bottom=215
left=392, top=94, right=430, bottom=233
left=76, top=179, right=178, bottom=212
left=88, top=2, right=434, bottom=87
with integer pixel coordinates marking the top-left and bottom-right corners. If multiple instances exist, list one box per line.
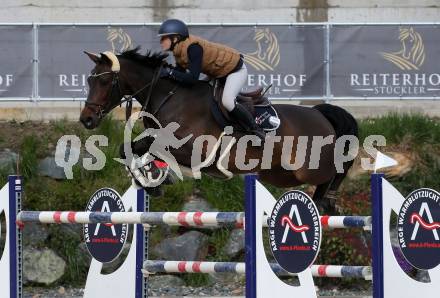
left=0, top=0, right=439, bottom=23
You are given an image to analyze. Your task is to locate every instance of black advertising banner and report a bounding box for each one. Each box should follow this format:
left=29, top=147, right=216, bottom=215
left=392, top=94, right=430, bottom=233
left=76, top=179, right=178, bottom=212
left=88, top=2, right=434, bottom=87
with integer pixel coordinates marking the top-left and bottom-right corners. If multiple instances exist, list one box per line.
left=331, top=25, right=440, bottom=98
left=3, top=24, right=440, bottom=100
left=0, top=25, right=33, bottom=98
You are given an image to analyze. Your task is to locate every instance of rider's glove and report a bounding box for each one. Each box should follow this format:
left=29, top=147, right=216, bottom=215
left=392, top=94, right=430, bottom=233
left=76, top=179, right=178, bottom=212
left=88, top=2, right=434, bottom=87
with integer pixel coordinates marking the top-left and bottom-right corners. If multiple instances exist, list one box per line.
left=160, top=66, right=173, bottom=78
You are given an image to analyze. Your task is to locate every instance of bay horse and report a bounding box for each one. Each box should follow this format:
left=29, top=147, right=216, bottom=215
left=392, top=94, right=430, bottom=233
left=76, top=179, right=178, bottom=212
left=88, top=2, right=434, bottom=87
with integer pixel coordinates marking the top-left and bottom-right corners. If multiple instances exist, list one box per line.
left=80, top=48, right=358, bottom=214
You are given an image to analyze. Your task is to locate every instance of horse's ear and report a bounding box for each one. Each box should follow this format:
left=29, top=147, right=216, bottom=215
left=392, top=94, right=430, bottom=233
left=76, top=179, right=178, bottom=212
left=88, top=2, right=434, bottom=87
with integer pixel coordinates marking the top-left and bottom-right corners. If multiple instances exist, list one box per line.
left=84, top=51, right=101, bottom=64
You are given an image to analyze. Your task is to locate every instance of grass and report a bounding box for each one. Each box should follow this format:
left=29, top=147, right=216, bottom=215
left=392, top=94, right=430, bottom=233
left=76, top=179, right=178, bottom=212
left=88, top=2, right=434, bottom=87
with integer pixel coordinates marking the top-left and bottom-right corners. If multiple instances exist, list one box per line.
left=20, top=135, right=40, bottom=179
left=358, top=113, right=440, bottom=145
left=52, top=117, right=71, bottom=134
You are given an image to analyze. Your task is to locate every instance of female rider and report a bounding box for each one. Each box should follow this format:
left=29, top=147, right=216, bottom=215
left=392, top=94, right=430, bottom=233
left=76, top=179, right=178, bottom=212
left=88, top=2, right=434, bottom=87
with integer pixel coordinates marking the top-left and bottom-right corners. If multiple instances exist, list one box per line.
left=157, top=19, right=265, bottom=139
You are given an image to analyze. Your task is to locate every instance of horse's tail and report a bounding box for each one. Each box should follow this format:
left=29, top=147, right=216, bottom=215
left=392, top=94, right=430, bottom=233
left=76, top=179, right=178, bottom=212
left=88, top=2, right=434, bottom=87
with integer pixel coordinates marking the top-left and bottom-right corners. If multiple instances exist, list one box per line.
left=312, top=104, right=359, bottom=214
left=313, top=103, right=358, bottom=139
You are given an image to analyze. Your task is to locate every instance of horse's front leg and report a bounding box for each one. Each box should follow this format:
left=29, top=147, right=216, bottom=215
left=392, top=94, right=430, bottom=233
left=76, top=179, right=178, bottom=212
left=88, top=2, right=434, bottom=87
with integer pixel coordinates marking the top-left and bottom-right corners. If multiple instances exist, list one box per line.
left=119, top=136, right=174, bottom=193
left=119, top=135, right=155, bottom=160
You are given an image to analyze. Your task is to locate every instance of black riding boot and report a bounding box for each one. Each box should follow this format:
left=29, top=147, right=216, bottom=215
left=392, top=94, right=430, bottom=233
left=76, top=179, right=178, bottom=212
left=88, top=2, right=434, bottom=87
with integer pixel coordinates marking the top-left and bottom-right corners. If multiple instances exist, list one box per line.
left=230, top=103, right=265, bottom=140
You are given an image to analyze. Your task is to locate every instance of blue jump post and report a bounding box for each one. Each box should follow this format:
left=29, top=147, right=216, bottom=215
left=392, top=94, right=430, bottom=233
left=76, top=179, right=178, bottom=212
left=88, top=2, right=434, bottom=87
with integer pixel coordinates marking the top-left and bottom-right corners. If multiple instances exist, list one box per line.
left=8, top=176, right=22, bottom=298
left=136, top=186, right=148, bottom=298
left=371, top=173, right=384, bottom=298
left=244, top=174, right=257, bottom=298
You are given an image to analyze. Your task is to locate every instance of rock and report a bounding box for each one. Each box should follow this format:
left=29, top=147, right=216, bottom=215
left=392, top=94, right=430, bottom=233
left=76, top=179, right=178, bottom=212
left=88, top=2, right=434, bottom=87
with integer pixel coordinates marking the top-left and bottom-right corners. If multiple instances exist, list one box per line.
left=38, top=142, right=82, bottom=180
left=231, top=287, right=245, bottom=296
left=153, top=231, right=209, bottom=261
left=147, top=275, right=185, bottom=297
left=54, top=224, right=82, bottom=241
left=58, top=286, right=66, bottom=295
left=38, top=157, right=67, bottom=180
left=147, top=275, right=185, bottom=289
left=183, top=191, right=217, bottom=212
left=23, top=248, right=66, bottom=285
left=223, top=229, right=245, bottom=258
left=209, top=272, right=245, bottom=284
left=0, top=149, right=18, bottom=173
left=22, top=223, right=49, bottom=246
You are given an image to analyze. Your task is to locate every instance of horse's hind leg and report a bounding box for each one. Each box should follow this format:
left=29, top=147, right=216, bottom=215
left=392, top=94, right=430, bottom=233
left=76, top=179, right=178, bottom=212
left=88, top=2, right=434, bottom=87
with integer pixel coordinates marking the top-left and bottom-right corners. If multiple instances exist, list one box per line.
left=313, top=178, right=336, bottom=215
left=313, top=159, right=354, bottom=215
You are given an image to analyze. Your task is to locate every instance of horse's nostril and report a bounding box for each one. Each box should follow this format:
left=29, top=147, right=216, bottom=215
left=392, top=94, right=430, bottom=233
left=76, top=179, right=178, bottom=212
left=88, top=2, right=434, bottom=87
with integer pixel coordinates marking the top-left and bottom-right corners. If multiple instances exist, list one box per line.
left=86, top=118, right=93, bottom=128
left=80, top=116, right=95, bottom=129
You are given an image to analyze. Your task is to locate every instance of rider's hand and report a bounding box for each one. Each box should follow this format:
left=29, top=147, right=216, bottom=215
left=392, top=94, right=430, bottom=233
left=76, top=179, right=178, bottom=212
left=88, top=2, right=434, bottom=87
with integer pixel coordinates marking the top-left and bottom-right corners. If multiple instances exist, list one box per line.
left=160, top=66, right=173, bottom=78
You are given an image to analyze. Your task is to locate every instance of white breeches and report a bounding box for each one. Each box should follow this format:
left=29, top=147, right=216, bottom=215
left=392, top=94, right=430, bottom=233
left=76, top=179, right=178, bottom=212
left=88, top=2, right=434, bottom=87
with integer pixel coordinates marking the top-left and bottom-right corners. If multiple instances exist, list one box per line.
left=221, top=64, right=248, bottom=112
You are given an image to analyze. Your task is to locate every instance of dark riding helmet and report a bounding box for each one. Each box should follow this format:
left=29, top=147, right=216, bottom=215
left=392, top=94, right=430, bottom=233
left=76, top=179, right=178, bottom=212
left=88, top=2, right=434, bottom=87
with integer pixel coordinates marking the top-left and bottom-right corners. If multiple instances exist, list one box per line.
left=158, top=19, right=189, bottom=38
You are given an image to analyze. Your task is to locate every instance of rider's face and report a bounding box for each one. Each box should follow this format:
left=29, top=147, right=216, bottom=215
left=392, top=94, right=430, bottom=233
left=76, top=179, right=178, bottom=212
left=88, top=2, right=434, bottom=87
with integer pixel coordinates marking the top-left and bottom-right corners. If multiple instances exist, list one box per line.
left=160, top=36, right=172, bottom=51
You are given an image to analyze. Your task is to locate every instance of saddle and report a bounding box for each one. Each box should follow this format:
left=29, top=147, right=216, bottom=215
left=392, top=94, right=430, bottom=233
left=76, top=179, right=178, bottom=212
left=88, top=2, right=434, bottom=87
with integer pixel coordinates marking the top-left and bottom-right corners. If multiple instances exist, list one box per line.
left=211, top=81, right=280, bottom=132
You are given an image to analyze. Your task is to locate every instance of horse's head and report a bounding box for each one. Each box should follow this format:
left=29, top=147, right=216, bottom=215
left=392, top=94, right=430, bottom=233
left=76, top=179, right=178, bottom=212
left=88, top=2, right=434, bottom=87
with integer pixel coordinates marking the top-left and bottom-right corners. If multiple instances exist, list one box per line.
left=80, top=48, right=169, bottom=129
left=80, top=51, right=124, bottom=129
left=245, top=28, right=280, bottom=70
left=399, top=27, right=425, bottom=66
left=254, top=29, right=271, bottom=60
left=399, top=28, right=415, bottom=59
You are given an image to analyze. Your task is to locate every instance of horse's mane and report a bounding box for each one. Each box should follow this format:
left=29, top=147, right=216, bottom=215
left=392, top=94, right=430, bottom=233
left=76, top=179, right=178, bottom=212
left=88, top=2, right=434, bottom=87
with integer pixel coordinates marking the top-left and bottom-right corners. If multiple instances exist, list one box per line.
left=118, top=46, right=169, bottom=67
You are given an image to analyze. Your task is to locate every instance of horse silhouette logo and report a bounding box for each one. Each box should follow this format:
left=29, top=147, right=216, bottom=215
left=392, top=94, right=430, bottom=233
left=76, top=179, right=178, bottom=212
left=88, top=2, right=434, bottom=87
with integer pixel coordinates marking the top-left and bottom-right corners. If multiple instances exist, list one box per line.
left=243, top=28, right=280, bottom=71
left=107, top=28, right=133, bottom=53
left=380, top=27, right=426, bottom=71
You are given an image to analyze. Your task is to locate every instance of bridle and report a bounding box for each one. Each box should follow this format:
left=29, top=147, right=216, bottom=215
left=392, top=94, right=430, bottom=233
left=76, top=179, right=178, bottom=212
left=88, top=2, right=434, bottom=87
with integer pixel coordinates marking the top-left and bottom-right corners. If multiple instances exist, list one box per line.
left=84, top=71, right=123, bottom=119
left=84, top=63, right=166, bottom=121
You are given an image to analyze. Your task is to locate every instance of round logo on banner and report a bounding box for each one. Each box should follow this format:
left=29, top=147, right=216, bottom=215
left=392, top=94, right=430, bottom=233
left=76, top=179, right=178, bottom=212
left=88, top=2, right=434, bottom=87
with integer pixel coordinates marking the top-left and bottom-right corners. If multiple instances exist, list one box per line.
left=268, top=190, right=322, bottom=273
left=397, top=188, right=440, bottom=270
left=84, top=188, right=128, bottom=263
